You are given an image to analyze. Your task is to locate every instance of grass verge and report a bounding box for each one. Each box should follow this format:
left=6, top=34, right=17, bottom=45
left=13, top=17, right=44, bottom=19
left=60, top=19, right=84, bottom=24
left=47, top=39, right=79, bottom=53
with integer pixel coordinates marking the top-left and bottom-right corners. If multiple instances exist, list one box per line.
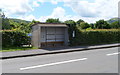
left=1, top=46, right=38, bottom=52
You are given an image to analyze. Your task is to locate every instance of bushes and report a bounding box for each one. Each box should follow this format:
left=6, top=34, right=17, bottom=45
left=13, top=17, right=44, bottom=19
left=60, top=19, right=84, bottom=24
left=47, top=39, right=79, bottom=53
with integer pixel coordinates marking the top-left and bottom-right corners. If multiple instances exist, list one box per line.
left=69, top=29, right=120, bottom=46
left=2, top=30, right=31, bottom=47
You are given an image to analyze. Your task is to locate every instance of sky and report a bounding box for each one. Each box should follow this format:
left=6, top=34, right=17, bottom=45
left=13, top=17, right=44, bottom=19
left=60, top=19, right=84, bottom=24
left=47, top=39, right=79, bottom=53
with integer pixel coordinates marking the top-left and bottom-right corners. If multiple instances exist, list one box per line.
left=0, top=0, right=119, bottom=23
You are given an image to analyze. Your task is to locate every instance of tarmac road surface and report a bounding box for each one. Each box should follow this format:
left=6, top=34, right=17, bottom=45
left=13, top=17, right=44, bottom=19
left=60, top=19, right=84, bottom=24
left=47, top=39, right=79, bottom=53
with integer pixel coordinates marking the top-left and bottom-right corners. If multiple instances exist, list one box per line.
left=2, top=47, right=119, bottom=73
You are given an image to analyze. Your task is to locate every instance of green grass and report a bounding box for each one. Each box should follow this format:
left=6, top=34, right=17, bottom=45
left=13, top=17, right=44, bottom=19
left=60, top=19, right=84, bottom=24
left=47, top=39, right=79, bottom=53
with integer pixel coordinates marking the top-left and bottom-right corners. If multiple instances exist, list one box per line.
left=1, top=46, right=38, bottom=52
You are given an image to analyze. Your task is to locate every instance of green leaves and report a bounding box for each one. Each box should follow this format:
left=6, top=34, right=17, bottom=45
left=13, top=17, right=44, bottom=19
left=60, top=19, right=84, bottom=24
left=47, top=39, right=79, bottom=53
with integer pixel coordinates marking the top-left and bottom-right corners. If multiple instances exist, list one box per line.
left=76, top=19, right=84, bottom=25
left=79, top=22, right=90, bottom=29
left=2, top=18, right=12, bottom=30
left=70, top=29, right=120, bottom=46
left=2, top=31, right=31, bottom=47
left=46, top=18, right=61, bottom=23
left=110, top=21, right=120, bottom=29
left=95, top=20, right=110, bottom=29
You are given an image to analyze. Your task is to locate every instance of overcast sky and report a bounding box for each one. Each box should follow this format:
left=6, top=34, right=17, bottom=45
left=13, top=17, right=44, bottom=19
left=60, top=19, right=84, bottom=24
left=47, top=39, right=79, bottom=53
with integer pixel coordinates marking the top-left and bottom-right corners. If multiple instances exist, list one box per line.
left=0, top=0, right=119, bottom=23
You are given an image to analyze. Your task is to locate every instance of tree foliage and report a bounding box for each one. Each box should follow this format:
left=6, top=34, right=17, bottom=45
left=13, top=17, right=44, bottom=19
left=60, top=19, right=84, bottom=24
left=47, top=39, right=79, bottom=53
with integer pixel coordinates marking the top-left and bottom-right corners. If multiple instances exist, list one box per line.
left=65, top=20, right=76, bottom=28
left=2, top=17, right=39, bottom=33
left=2, top=18, right=12, bottom=30
left=110, top=21, right=120, bottom=29
left=0, top=9, right=5, bottom=18
left=89, top=23, right=95, bottom=29
left=46, top=18, right=61, bottom=23
left=79, top=22, right=90, bottom=29
left=76, top=19, right=84, bottom=25
left=95, top=20, right=110, bottom=29
left=64, top=20, right=76, bottom=44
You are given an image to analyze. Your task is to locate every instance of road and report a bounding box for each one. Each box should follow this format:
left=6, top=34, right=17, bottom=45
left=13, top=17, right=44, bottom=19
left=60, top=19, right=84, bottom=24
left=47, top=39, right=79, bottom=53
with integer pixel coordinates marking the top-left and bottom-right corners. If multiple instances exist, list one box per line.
left=2, top=47, right=119, bottom=73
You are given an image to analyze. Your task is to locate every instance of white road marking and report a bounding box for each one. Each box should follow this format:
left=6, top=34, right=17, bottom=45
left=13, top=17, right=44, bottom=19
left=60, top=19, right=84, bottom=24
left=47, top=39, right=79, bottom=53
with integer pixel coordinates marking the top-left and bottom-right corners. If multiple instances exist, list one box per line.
left=20, top=58, right=87, bottom=70
left=106, top=52, right=120, bottom=56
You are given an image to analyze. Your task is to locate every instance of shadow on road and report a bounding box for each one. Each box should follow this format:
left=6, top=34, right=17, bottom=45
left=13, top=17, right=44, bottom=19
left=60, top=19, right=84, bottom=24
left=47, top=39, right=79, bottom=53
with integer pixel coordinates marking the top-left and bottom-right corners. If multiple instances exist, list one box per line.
left=42, top=46, right=89, bottom=51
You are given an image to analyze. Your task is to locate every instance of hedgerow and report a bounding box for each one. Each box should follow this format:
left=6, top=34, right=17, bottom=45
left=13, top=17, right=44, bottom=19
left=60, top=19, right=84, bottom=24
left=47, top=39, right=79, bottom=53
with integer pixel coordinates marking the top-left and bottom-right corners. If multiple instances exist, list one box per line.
left=2, top=30, right=31, bottom=47
left=69, top=29, right=120, bottom=46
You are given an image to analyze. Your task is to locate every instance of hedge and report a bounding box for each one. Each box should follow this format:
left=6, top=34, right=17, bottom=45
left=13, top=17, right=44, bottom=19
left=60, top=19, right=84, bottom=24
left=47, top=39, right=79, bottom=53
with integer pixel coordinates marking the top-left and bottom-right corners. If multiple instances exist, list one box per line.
left=69, top=29, right=120, bottom=46
left=2, top=29, right=120, bottom=47
left=2, top=30, right=31, bottom=47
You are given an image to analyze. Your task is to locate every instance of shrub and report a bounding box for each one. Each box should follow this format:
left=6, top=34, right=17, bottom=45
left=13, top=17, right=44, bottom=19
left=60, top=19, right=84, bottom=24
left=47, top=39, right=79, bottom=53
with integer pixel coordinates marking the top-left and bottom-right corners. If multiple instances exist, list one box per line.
left=2, top=30, right=31, bottom=47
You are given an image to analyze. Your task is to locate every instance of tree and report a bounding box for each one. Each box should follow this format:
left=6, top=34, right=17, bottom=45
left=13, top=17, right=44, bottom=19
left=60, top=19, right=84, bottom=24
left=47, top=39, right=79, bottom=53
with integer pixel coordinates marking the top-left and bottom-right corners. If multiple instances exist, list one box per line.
left=0, top=9, right=5, bottom=18
left=80, top=22, right=90, bottom=29
left=46, top=18, right=61, bottom=23
left=2, top=18, right=12, bottom=30
left=76, top=19, right=84, bottom=25
left=31, top=19, right=39, bottom=24
left=0, top=9, right=11, bottom=30
left=1, top=9, right=12, bottom=30
left=20, top=23, right=28, bottom=32
left=95, top=20, right=110, bottom=29
left=64, top=20, right=76, bottom=45
left=110, top=21, right=120, bottom=29
left=9, top=19, right=20, bottom=29
left=90, top=23, right=95, bottom=29
left=65, top=20, right=76, bottom=30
